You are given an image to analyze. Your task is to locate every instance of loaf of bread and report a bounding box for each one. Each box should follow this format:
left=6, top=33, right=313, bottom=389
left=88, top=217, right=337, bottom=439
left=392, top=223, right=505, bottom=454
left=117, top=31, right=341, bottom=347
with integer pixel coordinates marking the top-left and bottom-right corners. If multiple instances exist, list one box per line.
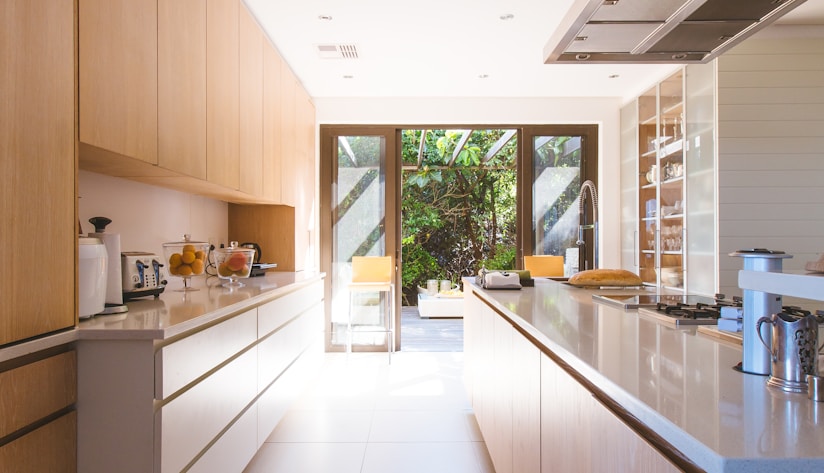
left=567, top=269, right=642, bottom=287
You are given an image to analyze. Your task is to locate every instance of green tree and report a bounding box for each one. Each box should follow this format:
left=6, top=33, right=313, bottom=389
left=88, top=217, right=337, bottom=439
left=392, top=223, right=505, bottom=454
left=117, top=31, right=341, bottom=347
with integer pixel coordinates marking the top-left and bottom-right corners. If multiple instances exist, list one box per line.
left=401, top=129, right=517, bottom=304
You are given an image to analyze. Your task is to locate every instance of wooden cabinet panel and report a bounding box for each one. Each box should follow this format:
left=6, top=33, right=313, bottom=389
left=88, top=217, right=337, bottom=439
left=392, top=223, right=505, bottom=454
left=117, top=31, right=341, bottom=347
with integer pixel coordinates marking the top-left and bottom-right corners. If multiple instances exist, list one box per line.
left=2, top=0, right=76, bottom=346
left=541, top=353, right=592, bottom=472
left=79, top=0, right=158, bottom=165
left=279, top=67, right=297, bottom=206
left=206, top=0, right=240, bottom=190
left=228, top=204, right=296, bottom=271
left=263, top=42, right=284, bottom=202
left=294, top=86, right=316, bottom=271
left=491, top=316, right=513, bottom=473
left=0, top=351, right=76, bottom=438
left=0, top=411, right=76, bottom=473
left=158, top=0, right=207, bottom=179
left=590, top=398, right=680, bottom=473
left=239, top=5, right=264, bottom=196
left=512, top=332, right=541, bottom=473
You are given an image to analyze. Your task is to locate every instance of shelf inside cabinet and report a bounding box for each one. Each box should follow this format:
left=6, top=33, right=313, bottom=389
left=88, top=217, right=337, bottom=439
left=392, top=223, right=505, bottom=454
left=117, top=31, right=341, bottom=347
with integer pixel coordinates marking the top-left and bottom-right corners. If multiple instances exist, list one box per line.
left=660, top=176, right=684, bottom=186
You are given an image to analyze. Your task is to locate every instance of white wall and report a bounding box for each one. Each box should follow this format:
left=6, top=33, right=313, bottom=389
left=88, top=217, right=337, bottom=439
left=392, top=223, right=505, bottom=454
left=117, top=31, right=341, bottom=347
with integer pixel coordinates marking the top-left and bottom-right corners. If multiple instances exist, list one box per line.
left=78, top=170, right=228, bottom=256
left=315, top=96, right=625, bottom=269
left=717, top=27, right=824, bottom=304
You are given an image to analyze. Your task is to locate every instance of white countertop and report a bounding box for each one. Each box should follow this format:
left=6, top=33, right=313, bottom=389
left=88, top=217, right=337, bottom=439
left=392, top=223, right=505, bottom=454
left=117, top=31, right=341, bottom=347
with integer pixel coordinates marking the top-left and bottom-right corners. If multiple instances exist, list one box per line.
left=471, top=279, right=824, bottom=473
left=0, top=272, right=323, bottom=363
left=78, top=271, right=324, bottom=340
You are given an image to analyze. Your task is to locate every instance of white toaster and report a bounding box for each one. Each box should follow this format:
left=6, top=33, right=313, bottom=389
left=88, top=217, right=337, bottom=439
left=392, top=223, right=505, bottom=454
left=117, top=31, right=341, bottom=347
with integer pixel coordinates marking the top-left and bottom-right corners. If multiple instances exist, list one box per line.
left=121, top=251, right=167, bottom=301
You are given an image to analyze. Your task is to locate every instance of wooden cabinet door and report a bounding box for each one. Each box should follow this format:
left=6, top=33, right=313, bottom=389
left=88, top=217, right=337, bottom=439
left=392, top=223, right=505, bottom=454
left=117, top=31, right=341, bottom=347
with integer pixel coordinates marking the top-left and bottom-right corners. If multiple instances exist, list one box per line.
left=158, top=0, right=207, bottom=179
left=540, top=353, right=593, bottom=472
left=263, top=41, right=284, bottom=203
left=0, top=411, right=76, bottom=473
left=206, top=0, right=240, bottom=190
left=279, top=66, right=297, bottom=206
left=1, top=0, right=76, bottom=345
left=239, top=5, right=264, bottom=197
left=0, top=351, right=77, bottom=438
left=294, top=87, right=316, bottom=269
left=79, top=0, right=158, bottom=165
left=512, top=331, right=541, bottom=473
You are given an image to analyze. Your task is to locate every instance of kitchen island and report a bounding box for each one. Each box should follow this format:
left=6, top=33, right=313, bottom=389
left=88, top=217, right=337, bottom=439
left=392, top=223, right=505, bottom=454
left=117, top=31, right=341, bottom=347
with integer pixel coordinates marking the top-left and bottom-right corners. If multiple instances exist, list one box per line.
left=464, top=278, right=824, bottom=473
left=76, top=271, right=325, bottom=473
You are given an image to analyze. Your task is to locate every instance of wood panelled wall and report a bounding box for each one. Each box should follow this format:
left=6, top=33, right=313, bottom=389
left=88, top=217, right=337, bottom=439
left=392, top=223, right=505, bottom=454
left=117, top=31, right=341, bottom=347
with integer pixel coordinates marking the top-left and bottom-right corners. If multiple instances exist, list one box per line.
left=717, top=35, right=824, bottom=300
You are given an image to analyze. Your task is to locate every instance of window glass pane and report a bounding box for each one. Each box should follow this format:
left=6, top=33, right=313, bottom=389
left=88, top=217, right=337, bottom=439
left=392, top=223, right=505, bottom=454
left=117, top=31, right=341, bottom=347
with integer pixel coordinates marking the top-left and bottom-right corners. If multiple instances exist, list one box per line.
left=532, top=136, right=583, bottom=263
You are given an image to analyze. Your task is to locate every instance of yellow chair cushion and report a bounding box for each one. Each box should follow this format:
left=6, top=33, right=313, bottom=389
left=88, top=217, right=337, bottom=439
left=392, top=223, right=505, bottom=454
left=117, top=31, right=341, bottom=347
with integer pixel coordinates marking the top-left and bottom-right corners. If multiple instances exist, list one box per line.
left=351, top=256, right=393, bottom=284
left=523, top=255, right=564, bottom=277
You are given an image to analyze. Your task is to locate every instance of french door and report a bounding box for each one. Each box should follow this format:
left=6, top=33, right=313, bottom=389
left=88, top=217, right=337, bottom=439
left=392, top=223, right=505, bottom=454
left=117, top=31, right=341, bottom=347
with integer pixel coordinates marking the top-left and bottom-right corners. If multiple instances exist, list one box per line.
left=320, top=124, right=598, bottom=353
left=319, top=126, right=400, bottom=352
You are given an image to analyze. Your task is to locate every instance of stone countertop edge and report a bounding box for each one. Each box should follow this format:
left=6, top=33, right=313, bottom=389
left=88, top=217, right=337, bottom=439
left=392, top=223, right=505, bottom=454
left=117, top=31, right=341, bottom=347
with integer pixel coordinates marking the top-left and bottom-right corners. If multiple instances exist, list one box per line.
left=0, top=272, right=324, bottom=363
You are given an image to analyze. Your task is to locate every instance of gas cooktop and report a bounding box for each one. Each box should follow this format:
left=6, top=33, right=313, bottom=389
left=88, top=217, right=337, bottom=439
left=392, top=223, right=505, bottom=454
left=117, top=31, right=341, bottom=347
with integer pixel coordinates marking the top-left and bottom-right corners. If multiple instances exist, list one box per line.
left=637, top=294, right=743, bottom=326
left=592, top=293, right=717, bottom=310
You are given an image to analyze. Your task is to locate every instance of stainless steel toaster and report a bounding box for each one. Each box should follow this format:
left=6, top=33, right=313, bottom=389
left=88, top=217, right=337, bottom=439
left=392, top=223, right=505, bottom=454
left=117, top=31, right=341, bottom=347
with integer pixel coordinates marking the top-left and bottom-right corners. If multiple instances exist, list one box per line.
left=121, top=251, right=167, bottom=301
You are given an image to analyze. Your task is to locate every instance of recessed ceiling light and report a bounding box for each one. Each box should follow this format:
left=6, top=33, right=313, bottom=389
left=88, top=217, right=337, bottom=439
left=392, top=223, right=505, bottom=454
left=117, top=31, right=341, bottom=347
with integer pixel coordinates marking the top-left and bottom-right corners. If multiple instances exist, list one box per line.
left=575, top=54, right=590, bottom=61
left=499, top=13, right=514, bottom=21
left=318, top=14, right=333, bottom=21
left=342, top=74, right=354, bottom=79
left=671, top=53, right=688, bottom=60
left=478, top=74, right=489, bottom=79
left=608, top=74, right=619, bottom=79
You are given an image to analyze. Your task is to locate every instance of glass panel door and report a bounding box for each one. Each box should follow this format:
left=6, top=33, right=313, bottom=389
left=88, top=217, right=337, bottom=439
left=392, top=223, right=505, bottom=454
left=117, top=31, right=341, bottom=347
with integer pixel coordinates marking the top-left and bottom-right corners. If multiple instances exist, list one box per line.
left=320, top=128, right=399, bottom=352
left=523, top=126, right=598, bottom=275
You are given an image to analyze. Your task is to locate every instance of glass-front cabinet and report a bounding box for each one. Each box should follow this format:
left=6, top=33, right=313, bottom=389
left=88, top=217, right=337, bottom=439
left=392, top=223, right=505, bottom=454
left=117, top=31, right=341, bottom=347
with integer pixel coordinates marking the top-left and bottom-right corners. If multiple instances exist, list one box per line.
left=622, top=64, right=717, bottom=295
left=637, top=69, right=685, bottom=290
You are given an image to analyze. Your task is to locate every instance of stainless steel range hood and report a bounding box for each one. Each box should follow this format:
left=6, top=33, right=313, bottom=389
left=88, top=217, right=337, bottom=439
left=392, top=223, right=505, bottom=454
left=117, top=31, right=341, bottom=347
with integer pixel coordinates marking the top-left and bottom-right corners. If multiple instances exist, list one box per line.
left=544, top=0, right=808, bottom=63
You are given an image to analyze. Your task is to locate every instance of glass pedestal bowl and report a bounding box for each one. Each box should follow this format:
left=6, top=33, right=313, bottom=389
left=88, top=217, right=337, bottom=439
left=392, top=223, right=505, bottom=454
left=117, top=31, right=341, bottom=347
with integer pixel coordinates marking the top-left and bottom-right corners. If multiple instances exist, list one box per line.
left=212, top=242, right=255, bottom=288
left=163, top=234, right=210, bottom=291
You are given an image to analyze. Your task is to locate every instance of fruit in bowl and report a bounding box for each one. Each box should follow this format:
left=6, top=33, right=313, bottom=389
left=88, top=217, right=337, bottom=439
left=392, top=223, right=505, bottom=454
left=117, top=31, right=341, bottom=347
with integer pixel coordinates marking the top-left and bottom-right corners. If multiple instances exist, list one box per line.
left=212, top=242, right=255, bottom=287
left=163, top=235, right=210, bottom=291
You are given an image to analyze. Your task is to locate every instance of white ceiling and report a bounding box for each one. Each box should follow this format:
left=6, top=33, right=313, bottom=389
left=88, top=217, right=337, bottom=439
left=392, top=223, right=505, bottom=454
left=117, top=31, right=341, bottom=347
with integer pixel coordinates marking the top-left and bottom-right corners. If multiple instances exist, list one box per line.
left=245, top=0, right=824, bottom=102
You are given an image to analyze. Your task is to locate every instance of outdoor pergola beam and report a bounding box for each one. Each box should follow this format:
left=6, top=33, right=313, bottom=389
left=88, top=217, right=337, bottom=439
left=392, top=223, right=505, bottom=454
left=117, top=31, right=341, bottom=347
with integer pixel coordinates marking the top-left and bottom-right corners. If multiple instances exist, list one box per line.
left=448, top=130, right=472, bottom=167
left=482, top=130, right=517, bottom=163
left=417, top=129, right=428, bottom=168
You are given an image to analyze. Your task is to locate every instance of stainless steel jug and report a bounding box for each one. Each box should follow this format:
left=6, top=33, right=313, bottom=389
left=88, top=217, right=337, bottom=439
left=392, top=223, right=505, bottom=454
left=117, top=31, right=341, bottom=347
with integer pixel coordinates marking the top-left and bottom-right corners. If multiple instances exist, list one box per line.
left=757, top=311, right=820, bottom=393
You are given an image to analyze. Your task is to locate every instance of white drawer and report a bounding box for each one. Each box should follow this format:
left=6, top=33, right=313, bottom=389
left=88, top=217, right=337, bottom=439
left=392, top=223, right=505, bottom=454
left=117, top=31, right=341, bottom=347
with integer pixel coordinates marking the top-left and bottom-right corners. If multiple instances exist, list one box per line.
left=258, top=280, right=322, bottom=337
left=187, top=402, right=257, bottom=473
left=257, top=303, right=323, bottom=391
left=155, top=309, right=257, bottom=399
left=157, top=346, right=257, bottom=473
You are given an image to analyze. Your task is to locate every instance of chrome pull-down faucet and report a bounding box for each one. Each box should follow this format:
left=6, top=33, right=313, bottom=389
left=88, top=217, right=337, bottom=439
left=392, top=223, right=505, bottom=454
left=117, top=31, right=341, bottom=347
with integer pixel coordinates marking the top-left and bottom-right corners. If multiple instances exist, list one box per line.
left=576, top=180, right=598, bottom=270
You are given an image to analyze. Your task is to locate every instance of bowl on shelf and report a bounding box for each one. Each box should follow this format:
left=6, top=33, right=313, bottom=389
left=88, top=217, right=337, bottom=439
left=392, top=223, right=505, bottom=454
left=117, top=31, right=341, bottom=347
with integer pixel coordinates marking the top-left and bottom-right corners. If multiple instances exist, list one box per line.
left=163, top=234, right=210, bottom=291
left=656, top=267, right=683, bottom=287
left=212, top=241, right=256, bottom=288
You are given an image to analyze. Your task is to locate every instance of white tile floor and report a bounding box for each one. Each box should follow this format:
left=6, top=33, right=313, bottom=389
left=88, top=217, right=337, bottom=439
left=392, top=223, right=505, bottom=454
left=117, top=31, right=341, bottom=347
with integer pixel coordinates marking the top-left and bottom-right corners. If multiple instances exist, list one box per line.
left=244, top=352, right=495, bottom=473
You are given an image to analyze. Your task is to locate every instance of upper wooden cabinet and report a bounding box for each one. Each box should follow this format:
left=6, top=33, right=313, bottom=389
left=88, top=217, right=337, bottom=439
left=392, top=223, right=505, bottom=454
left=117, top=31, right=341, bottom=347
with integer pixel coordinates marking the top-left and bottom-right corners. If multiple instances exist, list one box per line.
left=263, top=41, right=284, bottom=203
left=239, top=6, right=264, bottom=197
left=158, top=0, right=207, bottom=179
left=206, top=0, right=240, bottom=191
left=279, top=66, right=298, bottom=207
left=77, top=0, right=315, bottom=207
left=79, top=0, right=158, bottom=165
left=2, top=0, right=76, bottom=346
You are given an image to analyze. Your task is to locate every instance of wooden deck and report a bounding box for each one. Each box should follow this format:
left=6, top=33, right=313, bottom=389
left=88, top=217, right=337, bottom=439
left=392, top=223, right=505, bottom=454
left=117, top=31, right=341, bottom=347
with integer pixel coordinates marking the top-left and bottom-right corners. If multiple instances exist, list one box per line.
left=399, top=306, right=464, bottom=352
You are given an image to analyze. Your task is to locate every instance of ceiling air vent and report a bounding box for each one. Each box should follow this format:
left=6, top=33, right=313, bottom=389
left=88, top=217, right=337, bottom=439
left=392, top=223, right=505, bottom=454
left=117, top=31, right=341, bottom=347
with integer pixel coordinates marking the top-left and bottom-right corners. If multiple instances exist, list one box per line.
left=315, top=44, right=359, bottom=59
left=543, top=0, right=808, bottom=64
